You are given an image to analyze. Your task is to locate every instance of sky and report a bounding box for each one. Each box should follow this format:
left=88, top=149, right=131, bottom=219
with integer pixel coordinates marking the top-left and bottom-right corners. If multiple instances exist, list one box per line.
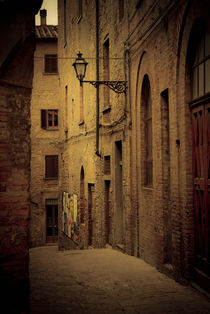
left=35, top=0, right=58, bottom=25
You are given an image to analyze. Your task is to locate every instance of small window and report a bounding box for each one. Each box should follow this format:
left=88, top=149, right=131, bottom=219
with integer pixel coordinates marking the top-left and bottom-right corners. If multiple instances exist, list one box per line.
left=64, top=0, right=67, bottom=47
left=44, top=54, right=58, bottom=73
left=45, top=155, right=58, bottom=179
left=103, top=38, right=110, bottom=108
left=78, top=0, right=82, bottom=23
left=104, top=156, right=111, bottom=174
left=41, top=109, right=58, bottom=129
left=119, top=0, right=124, bottom=21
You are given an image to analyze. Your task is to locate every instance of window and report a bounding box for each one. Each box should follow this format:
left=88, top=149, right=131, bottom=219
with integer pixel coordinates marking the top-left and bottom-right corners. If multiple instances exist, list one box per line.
left=45, top=155, right=58, bottom=179
left=64, top=0, right=67, bottom=47
left=44, top=54, right=58, bottom=73
left=41, top=109, right=58, bottom=129
left=119, top=0, right=124, bottom=21
left=78, top=0, right=82, bottom=23
left=142, top=75, right=153, bottom=186
left=65, top=86, right=68, bottom=130
left=192, top=28, right=210, bottom=99
left=103, top=38, right=110, bottom=108
left=104, top=156, right=111, bottom=174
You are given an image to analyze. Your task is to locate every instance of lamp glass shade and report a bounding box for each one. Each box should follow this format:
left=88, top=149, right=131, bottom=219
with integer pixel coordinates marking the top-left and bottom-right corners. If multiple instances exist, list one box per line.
left=73, top=52, right=88, bottom=81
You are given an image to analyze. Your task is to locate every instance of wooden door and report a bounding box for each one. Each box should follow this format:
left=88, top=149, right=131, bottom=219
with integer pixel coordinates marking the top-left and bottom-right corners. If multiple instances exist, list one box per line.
left=88, top=184, right=94, bottom=246
left=192, top=103, right=210, bottom=279
left=46, top=203, right=58, bottom=243
left=105, top=180, right=111, bottom=244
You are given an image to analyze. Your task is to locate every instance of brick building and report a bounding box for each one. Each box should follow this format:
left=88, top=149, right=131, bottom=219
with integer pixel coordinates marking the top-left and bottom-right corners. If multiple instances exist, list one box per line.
left=57, top=0, right=210, bottom=293
left=30, top=9, right=60, bottom=247
left=0, top=1, right=42, bottom=312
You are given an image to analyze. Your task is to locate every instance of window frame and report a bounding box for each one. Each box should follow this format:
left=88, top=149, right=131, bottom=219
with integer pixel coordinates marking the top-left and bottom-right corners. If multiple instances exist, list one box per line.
left=191, top=27, right=210, bottom=100
left=41, top=109, right=58, bottom=130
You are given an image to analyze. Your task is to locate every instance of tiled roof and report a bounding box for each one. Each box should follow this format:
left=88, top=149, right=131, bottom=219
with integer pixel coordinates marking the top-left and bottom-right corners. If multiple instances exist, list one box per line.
left=35, top=25, right=58, bottom=39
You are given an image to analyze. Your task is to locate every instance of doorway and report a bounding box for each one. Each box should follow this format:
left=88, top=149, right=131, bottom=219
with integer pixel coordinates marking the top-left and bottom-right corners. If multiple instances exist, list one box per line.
left=105, top=180, right=111, bottom=244
left=192, top=103, right=210, bottom=291
left=46, top=199, right=58, bottom=243
left=88, top=184, right=95, bottom=246
left=115, top=140, right=123, bottom=245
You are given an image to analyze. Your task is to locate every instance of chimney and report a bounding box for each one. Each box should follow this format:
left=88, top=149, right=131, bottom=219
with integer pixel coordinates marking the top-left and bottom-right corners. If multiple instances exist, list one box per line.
left=40, top=9, right=47, bottom=25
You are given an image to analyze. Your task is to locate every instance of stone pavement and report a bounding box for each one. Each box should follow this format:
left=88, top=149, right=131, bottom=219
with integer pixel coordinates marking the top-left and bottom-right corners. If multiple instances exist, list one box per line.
left=29, top=246, right=210, bottom=314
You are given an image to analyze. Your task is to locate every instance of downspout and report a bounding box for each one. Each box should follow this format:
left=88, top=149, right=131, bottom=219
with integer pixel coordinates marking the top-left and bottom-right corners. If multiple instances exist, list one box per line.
left=95, top=0, right=100, bottom=156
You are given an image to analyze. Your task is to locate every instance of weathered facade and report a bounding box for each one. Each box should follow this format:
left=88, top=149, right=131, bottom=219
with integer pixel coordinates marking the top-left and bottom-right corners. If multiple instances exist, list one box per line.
left=57, top=0, right=210, bottom=293
left=30, top=9, right=60, bottom=247
left=0, top=1, right=42, bottom=313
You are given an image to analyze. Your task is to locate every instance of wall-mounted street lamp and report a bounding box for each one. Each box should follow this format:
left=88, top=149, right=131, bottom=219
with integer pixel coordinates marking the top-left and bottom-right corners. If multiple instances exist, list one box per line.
left=72, top=52, right=127, bottom=94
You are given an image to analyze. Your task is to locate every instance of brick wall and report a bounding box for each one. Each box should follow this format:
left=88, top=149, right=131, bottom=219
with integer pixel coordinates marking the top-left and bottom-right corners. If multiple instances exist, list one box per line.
left=129, top=0, right=210, bottom=283
left=57, top=0, right=210, bottom=289
left=0, top=85, right=31, bottom=312
left=0, top=3, right=42, bottom=312
left=30, top=38, right=60, bottom=247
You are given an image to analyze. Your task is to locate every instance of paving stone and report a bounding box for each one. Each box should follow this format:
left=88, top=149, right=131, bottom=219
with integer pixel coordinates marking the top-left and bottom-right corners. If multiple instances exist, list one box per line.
left=30, top=246, right=210, bottom=314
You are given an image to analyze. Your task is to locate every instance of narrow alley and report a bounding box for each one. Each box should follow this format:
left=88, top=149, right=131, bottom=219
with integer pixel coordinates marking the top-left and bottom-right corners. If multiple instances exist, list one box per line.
left=30, top=246, right=210, bottom=314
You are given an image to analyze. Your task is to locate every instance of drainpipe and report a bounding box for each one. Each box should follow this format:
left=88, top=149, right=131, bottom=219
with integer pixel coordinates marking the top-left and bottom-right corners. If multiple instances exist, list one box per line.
left=95, top=0, right=100, bottom=156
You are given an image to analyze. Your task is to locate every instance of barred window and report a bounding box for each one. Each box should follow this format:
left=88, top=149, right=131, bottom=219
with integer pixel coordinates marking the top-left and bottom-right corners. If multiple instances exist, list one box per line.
left=104, top=156, right=111, bottom=174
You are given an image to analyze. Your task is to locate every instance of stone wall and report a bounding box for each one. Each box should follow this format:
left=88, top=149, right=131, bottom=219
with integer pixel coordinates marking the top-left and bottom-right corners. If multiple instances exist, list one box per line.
left=0, top=1, right=42, bottom=312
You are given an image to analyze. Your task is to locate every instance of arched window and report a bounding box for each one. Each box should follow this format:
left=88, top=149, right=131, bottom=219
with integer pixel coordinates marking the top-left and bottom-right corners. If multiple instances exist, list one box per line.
left=192, top=25, right=210, bottom=99
left=141, top=75, right=153, bottom=186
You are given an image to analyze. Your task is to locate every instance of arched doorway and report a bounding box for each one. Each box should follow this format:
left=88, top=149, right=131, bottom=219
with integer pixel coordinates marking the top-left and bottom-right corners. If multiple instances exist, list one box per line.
left=187, top=20, right=210, bottom=290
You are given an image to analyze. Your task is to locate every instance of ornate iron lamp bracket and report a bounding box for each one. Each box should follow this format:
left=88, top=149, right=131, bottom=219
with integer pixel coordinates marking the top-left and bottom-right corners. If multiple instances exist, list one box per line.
left=82, top=80, right=127, bottom=94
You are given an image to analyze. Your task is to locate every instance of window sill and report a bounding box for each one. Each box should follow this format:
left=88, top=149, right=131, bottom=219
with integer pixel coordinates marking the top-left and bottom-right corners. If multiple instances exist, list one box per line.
left=44, top=177, right=58, bottom=181
left=142, top=186, right=154, bottom=191
left=41, top=128, right=59, bottom=131
left=43, top=72, right=59, bottom=76
left=103, top=174, right=111, bottom=180
left=78, top=120, right=85, bottom=126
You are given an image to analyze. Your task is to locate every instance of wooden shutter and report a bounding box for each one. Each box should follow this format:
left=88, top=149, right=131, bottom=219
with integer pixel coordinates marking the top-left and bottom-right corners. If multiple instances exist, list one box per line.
left=45, top=155, right=58, bottom=178
left=45, top=55, right=58, bottom=73
left=53, top=155, right=58, bottom=178
left=41, top=110, right=46, bottom=128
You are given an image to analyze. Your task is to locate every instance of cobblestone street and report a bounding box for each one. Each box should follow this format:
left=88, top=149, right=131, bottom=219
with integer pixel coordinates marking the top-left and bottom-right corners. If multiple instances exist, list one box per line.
left=29, top=246, right=210, bottom=314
